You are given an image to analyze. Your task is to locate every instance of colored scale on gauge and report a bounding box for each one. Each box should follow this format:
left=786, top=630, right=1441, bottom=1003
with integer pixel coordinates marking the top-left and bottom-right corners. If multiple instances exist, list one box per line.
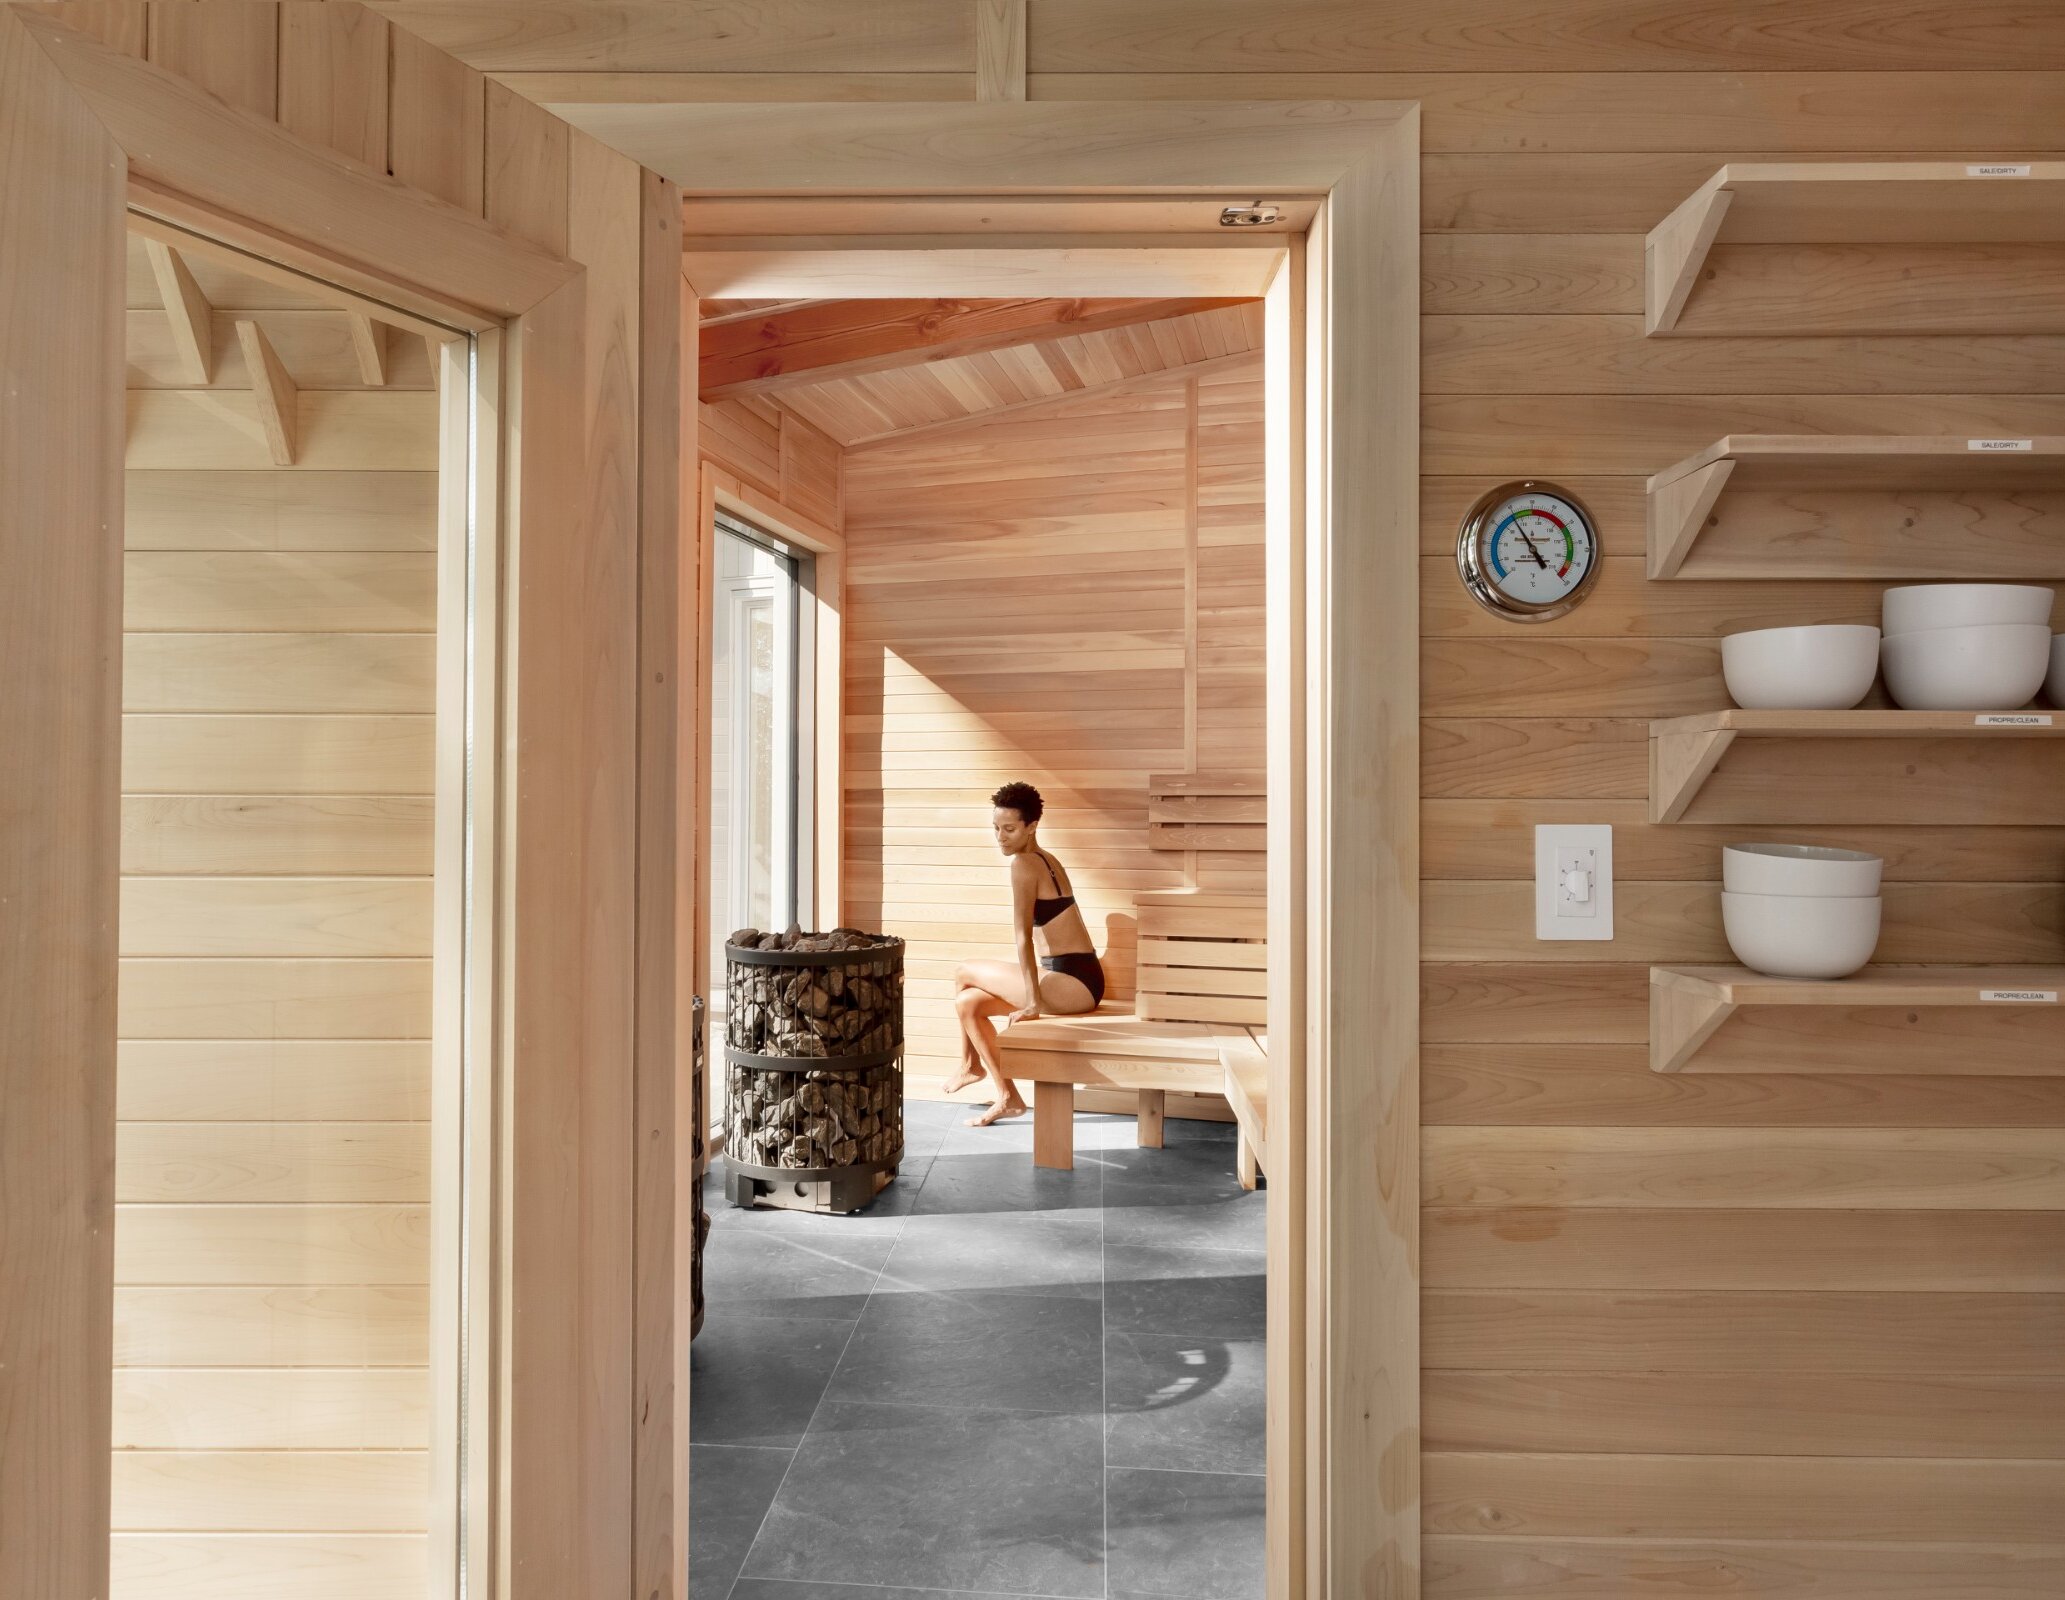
left=1487, top=506, right=1576, bottom=580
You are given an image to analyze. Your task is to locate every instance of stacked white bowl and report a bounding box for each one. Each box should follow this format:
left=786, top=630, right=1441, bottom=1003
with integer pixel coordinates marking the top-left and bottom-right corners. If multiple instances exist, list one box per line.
left=1720, top=844, right=1883, bottom=979
left=1880, top=585, right=2053, bottom=711
left=1720, top=624, right=1880, bottom=709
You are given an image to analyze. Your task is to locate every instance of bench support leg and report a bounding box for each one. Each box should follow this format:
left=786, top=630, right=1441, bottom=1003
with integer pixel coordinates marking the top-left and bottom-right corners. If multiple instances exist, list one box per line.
left=1236, top=1131, right=1259, bottom=1192
left=1033, top=1081, right=1075, bottom=1170
left=1136, top=1089, right=1165, bottom=1149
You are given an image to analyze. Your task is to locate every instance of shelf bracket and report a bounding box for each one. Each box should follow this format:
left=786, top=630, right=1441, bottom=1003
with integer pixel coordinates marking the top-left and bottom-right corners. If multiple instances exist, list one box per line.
left=235, top=319, right=298, bottom=467
left=1648, top=458, right=1734, bottom=579
left=1650, top=726, right=1736, bottom=823
left=1644, top=173, right=1732, bottom=335
left=146, top=239, right=213, bottom=385
left=1651, top=973, right=1737, bottom=1073
left=346, top=312, right=388, bottom=386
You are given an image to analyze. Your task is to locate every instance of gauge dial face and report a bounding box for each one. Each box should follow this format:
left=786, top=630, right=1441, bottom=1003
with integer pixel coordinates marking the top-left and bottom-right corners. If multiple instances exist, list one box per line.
left=1484, top=491, right=1593, bottom=605
left=1456, top=483, right=1600, bottom=621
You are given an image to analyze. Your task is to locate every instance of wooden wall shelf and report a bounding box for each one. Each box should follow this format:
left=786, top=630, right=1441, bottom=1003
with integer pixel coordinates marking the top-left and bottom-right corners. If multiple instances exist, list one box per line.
left=1646, top=162, right=2065, bottom=334
left=1648, top=435, right=2065, bottom=578
left=1650, top=709, right=2063, bottom=823
left=1651, top=964, right=2065, bottom=1072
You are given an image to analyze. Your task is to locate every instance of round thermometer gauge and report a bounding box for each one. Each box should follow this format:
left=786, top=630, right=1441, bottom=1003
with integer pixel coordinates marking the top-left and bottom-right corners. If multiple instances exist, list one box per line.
left=1455, top=481, right=1600, bottom=622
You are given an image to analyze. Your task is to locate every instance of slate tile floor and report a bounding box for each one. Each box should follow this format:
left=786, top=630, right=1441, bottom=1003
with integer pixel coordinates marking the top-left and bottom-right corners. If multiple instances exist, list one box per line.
left=691, top=1100, right=1266, bottom=1600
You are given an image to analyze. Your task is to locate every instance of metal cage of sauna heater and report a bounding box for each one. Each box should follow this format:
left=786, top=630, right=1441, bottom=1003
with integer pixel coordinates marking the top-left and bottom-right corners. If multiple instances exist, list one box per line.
left=722, top=931, right=906, bottom=1214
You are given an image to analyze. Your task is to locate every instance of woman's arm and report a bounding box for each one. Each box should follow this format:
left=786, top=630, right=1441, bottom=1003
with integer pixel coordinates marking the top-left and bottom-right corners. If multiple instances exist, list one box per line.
left=1008, top=853, right=1043, bottom=1023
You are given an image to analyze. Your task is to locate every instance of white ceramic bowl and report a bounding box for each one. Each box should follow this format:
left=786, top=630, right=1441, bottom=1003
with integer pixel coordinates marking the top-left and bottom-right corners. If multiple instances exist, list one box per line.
left=1721, top=891, right=1882, bottom=980
left=1883, top=583, right=2054, bottom=636
left=1720, top=624, right=1880, bottom=710
left=2049, top=634, right=2065, bottom=708
left=1880, top=622, right=2050, bottom=711
left=1722, top=843, right=1884, bottom=898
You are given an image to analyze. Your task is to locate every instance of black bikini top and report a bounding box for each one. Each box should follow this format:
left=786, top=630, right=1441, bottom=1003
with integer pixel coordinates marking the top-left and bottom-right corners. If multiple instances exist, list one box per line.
left=1029, top=848, right=1076, bottom=927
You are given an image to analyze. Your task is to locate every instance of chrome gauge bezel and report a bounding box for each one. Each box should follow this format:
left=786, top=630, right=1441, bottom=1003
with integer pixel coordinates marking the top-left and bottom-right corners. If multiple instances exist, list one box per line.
left=1454, top=478, right=1601, bottom=623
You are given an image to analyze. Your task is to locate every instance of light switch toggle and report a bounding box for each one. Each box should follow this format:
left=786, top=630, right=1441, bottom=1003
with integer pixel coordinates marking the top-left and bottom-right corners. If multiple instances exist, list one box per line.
left=1535, top=825, right=1614, bottom=941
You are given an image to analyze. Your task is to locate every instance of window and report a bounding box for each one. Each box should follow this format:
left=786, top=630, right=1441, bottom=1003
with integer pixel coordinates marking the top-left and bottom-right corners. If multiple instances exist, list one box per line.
left=710, top=513, right=812, bottom=997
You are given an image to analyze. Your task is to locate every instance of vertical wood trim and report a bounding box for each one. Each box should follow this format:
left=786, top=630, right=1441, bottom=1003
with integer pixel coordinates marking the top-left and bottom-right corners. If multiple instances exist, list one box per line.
left=973, top=0, right=1026, bottom=102
left=1182, top=372, right=1200, bottom=883
left=277, top=0, right=389, bottom=169
left=814, top=546, right=846, bottom=929
left=692, top=461, right=718, bottom=1165
left=1317, top=116, right=1421, bottom=1597
left=632, top=162, right=687, bottom=1600
left=1261, top=237, right=1308, bottom=1600
left=502, top=274, right=588, bottom=1600
left=566, top=127, right=640, bottom=1600
left=146, top=0, right=279, bottom=118
left=388, top=20, right=484, bottom=217
left=0, top=15, right=123, bottom=1598
left=428, top=329, right=474, bottom=1600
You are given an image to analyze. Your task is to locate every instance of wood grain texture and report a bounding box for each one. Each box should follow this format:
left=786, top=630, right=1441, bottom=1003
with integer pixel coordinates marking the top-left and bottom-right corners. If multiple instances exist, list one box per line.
left=1422, top=1536, right=2065, bottom=1598
left=1024, top=2, right=2061, bottom=73
left=1423, top=1452, right=2065, bottom=1542
left=0, top=17, right=122, bottom=1597
left=370, top=0, right=975, bottom=72
left=147, top=0, right=279, bottom=117
left=386, top=22, right=484, bottom=215
left=278, top=0, right=389, bottom=167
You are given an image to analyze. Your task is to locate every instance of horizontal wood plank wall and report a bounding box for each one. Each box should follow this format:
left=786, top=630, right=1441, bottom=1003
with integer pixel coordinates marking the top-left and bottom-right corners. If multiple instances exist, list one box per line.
left=700, top=392, right=842, bottom=533
left=117, top=232, right=436, bottom=1600
left=842, top=362, right=1263, bottom=1081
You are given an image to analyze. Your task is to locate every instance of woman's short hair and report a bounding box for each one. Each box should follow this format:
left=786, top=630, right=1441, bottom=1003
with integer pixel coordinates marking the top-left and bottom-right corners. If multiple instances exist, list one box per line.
left=990, top=781, right=1043, bottom=824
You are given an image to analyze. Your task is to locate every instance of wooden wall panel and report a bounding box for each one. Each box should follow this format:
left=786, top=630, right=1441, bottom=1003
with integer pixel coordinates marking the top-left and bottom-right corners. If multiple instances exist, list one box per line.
left=843, top=361, right=1263, bottom=1079
left=117, top=226, right=439, bottom=1588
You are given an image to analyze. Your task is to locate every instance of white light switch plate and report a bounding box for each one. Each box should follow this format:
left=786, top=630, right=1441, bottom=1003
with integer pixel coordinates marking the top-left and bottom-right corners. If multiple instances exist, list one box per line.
left=1535, top=824, right=1614, bottom=941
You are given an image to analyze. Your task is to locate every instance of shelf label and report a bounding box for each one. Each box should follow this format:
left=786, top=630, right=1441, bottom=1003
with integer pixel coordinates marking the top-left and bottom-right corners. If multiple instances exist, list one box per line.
left=1968, top=438, right=2034, bottom=451
left=1975, top=713, right=2052, bottom=727
left=1967, top=164, right=2032, bottom=177
left=1982, top=989, right=2058, bottom=1003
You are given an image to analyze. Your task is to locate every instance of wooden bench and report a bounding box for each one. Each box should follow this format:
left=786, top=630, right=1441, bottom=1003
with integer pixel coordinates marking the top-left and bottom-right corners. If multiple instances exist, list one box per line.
left=996, top=890, right=1269, bottom=1176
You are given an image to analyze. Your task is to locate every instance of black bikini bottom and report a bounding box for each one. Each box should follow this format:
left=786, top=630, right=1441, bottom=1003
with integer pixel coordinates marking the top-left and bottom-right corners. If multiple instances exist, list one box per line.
left=1041, top=950, right=1106, bottom=1007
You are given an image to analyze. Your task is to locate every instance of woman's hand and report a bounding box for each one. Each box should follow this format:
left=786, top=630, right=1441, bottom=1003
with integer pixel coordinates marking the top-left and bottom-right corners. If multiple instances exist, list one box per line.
left=1007, top=1001, right=1042, bottom=1025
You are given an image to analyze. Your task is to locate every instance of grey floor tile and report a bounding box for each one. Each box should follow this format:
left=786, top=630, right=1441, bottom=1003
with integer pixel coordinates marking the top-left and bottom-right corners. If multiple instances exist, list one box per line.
left=1103, top=1242, right=1265, bottom=1341
left=1102, top=1137, right=1266, bottom=1253
left=688, top=1443, right=792, bottom=1599
left=691, top=1315, right=855, bottom=1449
left=700, top=1227, right=894, bottom=1321
left=731, top=1582, right=1034, bottom=1600
left=740, top=1399, right=1106, bottom=1597
left=1105, top=1330, right=1266, bottom=1475
left=826, top=1288, right=1104, bottom=1416
left=876, top=1211, right=1104, bottom=1301
left=908, top=1147, right=1104, bottom=1219
left=1106, top=1467, right=1266, bottom=1599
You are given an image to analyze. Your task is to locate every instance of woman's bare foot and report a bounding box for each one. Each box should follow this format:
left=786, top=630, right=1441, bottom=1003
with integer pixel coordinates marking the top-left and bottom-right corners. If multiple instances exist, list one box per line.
left=965, top=1092, right=1027, bottom=1127
left=940, top=1063, right=984, bottom=1096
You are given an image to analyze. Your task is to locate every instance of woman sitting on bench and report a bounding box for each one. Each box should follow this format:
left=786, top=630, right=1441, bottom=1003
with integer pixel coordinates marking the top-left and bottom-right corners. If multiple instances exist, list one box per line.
left=944, top=781, right=1107, bottom=1127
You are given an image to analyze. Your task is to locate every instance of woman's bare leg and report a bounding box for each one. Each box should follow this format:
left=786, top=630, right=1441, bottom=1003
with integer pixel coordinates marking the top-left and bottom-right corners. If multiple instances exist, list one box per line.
left=942, top=960, right=1023, bottom=1097
left=956, top=988, right=1025, bottom=1124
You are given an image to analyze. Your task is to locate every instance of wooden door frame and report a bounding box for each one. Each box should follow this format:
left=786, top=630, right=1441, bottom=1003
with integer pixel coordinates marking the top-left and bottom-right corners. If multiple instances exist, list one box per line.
left=667, top=100, right=1422, bottom=1600
left=0, top=14, right=684, bottom=1600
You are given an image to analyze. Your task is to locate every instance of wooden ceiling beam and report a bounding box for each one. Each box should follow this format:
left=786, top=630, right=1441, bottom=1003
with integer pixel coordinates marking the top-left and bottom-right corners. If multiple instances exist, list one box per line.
left=698, top=295, right=1250, bottom=400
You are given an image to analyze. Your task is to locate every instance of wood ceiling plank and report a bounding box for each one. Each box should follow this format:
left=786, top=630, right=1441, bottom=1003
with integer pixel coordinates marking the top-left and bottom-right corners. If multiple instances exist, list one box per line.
left=698, top=295, right=1250, bottom=399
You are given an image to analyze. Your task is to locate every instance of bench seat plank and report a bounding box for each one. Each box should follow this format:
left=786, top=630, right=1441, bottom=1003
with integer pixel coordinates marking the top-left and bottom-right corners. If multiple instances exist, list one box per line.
left=1218, top=1025, right=1268, bottom=1190
left=1000, top=1012, right=1220, bottom=1061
